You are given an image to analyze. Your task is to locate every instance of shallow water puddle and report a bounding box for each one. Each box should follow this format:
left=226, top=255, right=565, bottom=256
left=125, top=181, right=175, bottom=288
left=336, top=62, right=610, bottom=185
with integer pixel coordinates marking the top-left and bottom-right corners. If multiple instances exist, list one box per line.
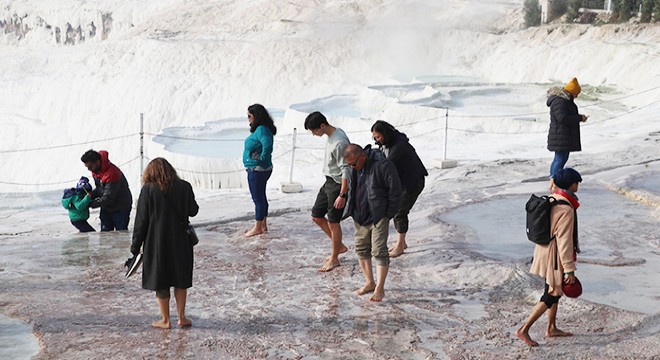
left=441, top=184, right=660, bottom=314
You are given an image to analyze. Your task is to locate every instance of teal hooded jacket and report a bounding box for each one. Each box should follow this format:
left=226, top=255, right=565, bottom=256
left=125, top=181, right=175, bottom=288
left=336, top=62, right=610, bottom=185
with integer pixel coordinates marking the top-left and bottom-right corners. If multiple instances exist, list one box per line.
left=62, top=191, right=92, bottom=222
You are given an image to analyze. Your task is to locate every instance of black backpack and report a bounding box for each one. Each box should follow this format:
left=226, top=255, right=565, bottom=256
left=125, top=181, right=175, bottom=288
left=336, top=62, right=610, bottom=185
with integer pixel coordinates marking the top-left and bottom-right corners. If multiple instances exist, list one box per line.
left=525, top=194, right=571, bottom=245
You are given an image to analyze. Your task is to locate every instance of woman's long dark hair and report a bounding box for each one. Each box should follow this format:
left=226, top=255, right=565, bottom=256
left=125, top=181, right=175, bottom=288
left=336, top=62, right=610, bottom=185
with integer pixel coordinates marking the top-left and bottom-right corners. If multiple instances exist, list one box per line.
left=142, top=157, right=179, bottom=193
left=370, top=120, right=397, bottom=147
left=248, top=104, right=277, bottom=135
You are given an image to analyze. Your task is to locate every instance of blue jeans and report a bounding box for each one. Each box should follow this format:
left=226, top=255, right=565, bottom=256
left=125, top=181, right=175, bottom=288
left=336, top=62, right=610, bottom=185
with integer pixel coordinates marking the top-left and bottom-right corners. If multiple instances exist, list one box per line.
left=247, top=169, right=272, bottom=221
left=99, top=209, right=131, bottom=231
left=550, top=151, right=570, bottom=177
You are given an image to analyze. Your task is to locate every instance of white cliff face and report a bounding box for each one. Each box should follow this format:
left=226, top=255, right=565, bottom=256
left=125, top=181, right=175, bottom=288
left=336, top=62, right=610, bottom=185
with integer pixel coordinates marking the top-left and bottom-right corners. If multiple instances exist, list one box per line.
left=0, top=0, right=659, bottom=192
left=1, top=3, right=660, bottom=359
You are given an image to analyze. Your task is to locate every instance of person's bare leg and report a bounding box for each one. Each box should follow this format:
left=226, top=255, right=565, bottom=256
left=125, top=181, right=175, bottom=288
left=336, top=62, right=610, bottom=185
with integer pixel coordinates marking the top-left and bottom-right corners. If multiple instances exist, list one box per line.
left=545, top=303, right=572, bottom=337
left=261, top=217, right=268, bottom=233
left=312, top=217, right=332, bottom=238
left=356, top=258, right=376, bottom=295
left=515, top=302, right=547, bottom=347
left=245, top=220, right=266, bottom=237
left=318, top=222, right=346, bottom=272
left=389, top=232, right=408, bottom=257
left=370, top=265, right=389, bottom=302
left=173, top=288, right=191, bottom=328
left=152, top=294, right=171, bottom=329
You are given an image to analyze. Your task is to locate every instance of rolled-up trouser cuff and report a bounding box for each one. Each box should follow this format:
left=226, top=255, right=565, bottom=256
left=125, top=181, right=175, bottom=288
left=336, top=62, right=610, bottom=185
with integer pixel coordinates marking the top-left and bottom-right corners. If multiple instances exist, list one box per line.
left=354, top=217, right=390, bottom=266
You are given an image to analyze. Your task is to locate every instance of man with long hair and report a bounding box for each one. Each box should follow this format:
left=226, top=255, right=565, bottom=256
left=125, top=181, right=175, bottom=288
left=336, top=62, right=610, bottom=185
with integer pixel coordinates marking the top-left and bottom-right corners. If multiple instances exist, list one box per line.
left=371, top=120, right=427, bottom=257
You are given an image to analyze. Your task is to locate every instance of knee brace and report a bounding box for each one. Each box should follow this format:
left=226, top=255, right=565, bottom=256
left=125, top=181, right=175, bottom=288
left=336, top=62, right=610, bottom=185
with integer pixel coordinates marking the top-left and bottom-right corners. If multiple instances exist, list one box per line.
left=540, top=284, right=561, bottom=308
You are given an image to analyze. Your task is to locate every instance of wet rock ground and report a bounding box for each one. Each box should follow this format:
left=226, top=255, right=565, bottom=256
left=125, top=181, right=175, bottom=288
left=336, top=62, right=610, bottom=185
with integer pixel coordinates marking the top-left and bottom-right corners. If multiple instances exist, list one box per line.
left=0, top=160, right=659, bottom=359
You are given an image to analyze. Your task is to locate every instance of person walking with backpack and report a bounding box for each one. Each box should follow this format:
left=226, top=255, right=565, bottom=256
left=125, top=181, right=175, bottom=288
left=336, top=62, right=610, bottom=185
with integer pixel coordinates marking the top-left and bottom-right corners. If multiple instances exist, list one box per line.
left=516, top=168, right=582, bottom=347
left=547, top=78, right=588, bottom=182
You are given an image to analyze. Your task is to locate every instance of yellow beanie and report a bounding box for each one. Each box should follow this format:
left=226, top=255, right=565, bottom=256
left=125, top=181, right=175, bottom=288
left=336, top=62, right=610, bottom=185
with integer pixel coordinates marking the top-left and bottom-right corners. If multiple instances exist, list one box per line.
left=564, top=77, right=581, bottom=96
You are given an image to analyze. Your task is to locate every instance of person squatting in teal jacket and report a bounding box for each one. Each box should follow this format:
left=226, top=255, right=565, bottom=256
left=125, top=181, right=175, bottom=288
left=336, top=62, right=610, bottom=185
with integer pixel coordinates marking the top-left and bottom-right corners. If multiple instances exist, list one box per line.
left=61, top=176, right=96, bottom=232
left=242, top=103, right=276, bottom=237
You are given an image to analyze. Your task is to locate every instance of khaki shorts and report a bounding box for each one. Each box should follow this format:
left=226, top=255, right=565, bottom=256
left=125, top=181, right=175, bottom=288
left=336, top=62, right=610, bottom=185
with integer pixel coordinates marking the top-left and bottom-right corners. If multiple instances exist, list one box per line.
left=353, top=217, right=390, bottom=266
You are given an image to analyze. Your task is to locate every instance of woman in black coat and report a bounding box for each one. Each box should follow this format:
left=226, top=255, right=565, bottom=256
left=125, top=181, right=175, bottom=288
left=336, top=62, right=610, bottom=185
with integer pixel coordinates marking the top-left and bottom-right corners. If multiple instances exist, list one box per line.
left=547, top=77, right=588, bottom=179
left=371, top=120, right=428, bottom=257
left=131, top=157, right=199, bottom=329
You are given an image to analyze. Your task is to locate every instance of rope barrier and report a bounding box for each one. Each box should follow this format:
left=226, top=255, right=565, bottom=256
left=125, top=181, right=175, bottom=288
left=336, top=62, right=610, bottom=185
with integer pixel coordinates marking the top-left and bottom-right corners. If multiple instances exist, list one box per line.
left=0, top=134, right=137, bottom=154
left=448, top=84, right=660, bottom=119
left=1, top=85, right=658, bottom=186
left=144, top=132, right=244, bottom=142
left=0, top=156, right=141, bottom=187
left=143, top=156, right=244, bottom=175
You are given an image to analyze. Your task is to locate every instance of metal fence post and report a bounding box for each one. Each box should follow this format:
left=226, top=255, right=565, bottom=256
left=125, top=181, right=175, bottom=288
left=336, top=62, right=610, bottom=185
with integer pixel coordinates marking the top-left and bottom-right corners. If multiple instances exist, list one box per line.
left=281, top=128, right=303, bottom=193
left=140, top=113, right=144, bottom=176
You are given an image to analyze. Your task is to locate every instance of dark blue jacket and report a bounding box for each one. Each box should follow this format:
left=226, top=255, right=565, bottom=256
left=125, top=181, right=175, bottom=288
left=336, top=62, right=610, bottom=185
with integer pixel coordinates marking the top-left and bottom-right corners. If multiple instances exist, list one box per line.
left=342, top=146, right=402, bottom=223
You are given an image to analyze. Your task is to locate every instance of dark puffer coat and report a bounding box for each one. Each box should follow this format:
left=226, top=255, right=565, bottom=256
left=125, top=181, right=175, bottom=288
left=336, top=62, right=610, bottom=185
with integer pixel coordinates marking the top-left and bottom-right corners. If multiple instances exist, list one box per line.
left=131, top=179, right=199, bottom=291
left=547, top=87, right=582, bottom=152
left=382, top=131, right=428, bottom=191
left=342, top=146, right=402, bottom=224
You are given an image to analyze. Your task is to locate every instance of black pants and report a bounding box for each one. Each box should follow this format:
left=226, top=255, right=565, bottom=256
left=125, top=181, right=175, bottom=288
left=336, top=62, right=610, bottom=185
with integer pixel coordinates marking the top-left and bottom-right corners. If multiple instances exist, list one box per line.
left=393, top=177, right=425, bottom=234
left=71, top=219, right=95, bottom=232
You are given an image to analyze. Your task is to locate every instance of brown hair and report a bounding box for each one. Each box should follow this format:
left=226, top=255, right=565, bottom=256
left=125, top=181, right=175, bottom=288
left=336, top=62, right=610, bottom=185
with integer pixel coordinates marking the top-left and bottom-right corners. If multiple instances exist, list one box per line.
left=142, top=157, right=179, bottom=193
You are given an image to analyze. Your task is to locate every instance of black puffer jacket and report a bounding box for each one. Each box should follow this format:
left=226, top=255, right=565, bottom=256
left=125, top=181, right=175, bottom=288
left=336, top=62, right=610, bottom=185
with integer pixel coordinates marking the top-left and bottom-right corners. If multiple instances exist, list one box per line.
left=382, top=131, right=428, bottom=191
left=342, top=146, right=402, bottom=223
left=546, top=87, right=582, bottom=152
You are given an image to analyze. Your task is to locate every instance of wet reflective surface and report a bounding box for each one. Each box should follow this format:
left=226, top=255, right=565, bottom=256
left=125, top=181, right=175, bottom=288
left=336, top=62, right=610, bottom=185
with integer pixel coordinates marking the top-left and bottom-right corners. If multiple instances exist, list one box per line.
left=1, top=174, right=659, bottom=359
left=442, top=184, right=660, bottom=314
left=0, top=314, right=39, bottom=360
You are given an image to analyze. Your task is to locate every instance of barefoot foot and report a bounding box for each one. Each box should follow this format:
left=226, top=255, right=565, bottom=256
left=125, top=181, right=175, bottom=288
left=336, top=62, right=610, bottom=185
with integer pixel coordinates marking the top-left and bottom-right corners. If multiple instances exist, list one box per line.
left=388, top=246, right=405, bottom=258
left=245, top=227, right=264, bottom=237
left=370, top=287, right=385, bottom=302
left=515, top=328, right=539, bottom=347
left=178, top=318, right=192, bottom=328
left=318, top=259, right=340, bottom=272
left=325, top=245, right=349, bottom=262
left=356, top=283, right=376, bottom=296
left=546, top=329, right=572, bottom=337
left=151, top=320, right=171, bottom=329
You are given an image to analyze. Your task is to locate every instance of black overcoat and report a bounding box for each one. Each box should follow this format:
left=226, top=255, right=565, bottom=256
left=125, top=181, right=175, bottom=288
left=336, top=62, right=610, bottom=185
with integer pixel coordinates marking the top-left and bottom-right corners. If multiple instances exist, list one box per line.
left=131, top=179, right=199, bottom=290
left=546, top=88, right=582, bottom=152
